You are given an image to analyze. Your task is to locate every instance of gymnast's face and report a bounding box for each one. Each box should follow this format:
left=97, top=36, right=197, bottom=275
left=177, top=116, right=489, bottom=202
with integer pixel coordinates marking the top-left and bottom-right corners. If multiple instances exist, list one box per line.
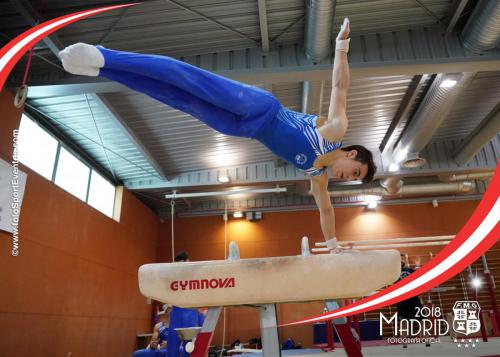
left=159, top=313, right=168, bottom=322
left=331, top=150, right=368, bottom=181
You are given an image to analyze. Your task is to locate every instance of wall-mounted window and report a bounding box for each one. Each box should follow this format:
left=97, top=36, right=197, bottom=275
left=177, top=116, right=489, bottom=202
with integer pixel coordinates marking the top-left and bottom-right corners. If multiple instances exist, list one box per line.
left=17, top=114, right=117, bottom=219
left=54, top=147, right=90, bottom=201
left=17, top=114, right=58, bottom=180
left=88, top=170, right=116, bottom=218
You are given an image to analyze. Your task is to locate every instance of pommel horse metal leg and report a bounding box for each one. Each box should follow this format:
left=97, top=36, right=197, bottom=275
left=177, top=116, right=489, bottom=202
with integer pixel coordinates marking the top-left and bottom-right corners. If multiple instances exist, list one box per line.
left=326, top=300, right=363, bottom=357
left=260, top=304, right=281, bottom=357
left=191, top=307, right=222, bottom=357
left=192, top=242, right=241, bottom=356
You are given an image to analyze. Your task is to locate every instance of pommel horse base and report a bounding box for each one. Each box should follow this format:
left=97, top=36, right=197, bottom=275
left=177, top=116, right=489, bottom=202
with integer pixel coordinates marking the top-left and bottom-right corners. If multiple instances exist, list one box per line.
left=138, top=238, right=401, bottom=356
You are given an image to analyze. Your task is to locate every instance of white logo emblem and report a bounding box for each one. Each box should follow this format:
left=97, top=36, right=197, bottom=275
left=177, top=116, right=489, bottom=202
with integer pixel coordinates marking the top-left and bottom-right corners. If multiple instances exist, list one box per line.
left=453, top=301, right=481, bottom=336
left=295, top=153, right=307, bottom=165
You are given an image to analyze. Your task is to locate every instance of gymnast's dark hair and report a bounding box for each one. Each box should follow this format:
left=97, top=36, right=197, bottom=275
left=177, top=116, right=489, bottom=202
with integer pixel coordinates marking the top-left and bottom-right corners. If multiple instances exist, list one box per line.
left=174, top=251, right=189, bottom=262
left=341, top=145, right=376, bottom=183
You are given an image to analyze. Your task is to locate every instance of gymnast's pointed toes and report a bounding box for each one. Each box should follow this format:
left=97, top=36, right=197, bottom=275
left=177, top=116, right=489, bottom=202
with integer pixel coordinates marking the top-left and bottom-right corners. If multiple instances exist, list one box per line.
left=58, top=42, right=104, bottom=68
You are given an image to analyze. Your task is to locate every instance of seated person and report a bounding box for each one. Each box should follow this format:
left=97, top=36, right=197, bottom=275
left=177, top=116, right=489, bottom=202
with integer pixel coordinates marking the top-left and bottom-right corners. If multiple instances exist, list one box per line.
left=167, top=251, right=206, bottom=357
left=396, top=254, right=429, bottom=348
left=133, top=305, right=171, bottom=357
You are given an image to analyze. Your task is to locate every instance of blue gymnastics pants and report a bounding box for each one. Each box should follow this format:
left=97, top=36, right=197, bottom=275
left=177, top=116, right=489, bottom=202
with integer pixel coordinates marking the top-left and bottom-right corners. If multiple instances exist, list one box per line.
left=97, top=47, right=281, bottom=138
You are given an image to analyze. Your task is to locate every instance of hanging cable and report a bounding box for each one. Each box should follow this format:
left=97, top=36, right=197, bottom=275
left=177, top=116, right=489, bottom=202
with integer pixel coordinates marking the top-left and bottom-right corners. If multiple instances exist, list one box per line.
left=171, top=192, right=176, bottom=262
left=224, top=200, right=228, bottom=259
left=15, top=0, right=45, bottom=108
left=14, top=47, right=33, bottom=108
left=219, top=200, right=228, bottom=357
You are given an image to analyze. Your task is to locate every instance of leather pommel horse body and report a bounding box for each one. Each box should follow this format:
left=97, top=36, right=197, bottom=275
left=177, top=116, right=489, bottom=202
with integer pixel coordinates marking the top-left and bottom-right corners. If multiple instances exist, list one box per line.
left=137, top=240, right=401, bottom=357
left=138, top=249, right=401, bottom=307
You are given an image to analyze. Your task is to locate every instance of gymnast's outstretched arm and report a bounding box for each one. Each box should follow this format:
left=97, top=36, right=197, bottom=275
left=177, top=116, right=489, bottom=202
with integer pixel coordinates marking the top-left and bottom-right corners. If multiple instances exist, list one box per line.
left=310, top=173, right=336, bottom=242
left=318, top=18, right=351, bottom=142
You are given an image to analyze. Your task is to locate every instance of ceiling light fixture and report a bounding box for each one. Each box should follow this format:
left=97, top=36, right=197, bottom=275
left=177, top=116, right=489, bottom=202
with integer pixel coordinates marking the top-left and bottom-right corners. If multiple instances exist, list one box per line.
left=388, top=163, right=399, bottom=172
left=218, top=175, right=230, bottom=183
left=365, top=195, right=380, bottom=210
left=440, top=79, right=457, bottom=88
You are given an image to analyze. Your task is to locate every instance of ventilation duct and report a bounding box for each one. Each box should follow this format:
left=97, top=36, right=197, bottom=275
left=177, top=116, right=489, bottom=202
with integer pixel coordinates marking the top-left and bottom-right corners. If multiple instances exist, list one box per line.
left=452, top=103, right=500, bottom=166
left=391, top=73, right=474, bottom=168
left=304, top=0, right=334, bottom=62
left=438, top=172, right=494, bottom=182
left=380, top=177, right=403, bottom=194
left=461, top=0, right=500, bottom=53
left=302, top=0, right=335, bottom=113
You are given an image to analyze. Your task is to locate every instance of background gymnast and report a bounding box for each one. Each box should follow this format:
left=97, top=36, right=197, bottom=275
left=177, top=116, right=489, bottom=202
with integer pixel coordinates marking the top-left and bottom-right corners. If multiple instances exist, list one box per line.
left=59, top=17, right=376, bottom=251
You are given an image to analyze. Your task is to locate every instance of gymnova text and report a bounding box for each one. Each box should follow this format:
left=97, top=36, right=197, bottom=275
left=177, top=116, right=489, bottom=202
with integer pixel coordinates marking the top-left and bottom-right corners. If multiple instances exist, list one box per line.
left=11, top=129, right=21, bottom=257
left=170, top=277, right=236, bottom=291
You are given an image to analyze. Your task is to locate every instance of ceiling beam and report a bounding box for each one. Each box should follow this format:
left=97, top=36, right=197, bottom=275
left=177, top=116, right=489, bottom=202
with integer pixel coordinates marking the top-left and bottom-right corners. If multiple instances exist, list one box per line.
left=20, top=26, right=500, bottom=98
left=446, top=0, right=469, bottom=35
left=123, top=137, right=499, bottom=190
left=379, top=75, right=427, bottom=154
left=257, top=0, right=270, bottom=52
left=9, top=0, right=63, bottom=57
left=159, top=193, right=484, bottom=218
left=165, top=0, right=258, bottom=45
left=91, top=94, right=171, bottom=181
left=453, top=102, right=500, bottom=166
left=24, top=55, right=500, bottom=99
left=24, top=104, right=120, bottom=185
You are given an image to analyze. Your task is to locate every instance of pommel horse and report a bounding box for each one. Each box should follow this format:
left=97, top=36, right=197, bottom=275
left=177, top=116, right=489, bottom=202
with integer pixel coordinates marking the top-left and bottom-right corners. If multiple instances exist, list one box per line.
left=138, top=238, right=401, bottom=356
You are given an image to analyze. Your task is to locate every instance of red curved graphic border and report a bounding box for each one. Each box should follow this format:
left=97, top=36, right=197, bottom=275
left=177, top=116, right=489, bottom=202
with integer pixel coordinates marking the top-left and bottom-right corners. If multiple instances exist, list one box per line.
left=284, top=164, right=499, bottom=326
left=0, top=3, right=498, bottom=328
left=0, top=3, right=140, bottom=90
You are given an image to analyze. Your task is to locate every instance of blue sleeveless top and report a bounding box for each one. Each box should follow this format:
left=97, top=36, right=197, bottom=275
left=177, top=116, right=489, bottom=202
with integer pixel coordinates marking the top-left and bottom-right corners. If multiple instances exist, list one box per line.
left=256, top=106, right=342, bottom=176
left=159, top=322, right=169, bottom=342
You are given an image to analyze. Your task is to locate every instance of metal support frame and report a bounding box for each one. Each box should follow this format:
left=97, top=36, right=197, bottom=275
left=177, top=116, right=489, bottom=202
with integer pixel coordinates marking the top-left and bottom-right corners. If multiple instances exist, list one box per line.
left=191, top=307, right=222, bottom=357
left=98, top=6, right=132, bottom=45
left=91, top=93, right=170, bottom=180
left=257, top=0, right=270, bottom=52
left=325, top=300, right=363, bottom=357
left=259, top=304, right=281, bottom=357
left=453, top=102, right=500, bottom=166
left=414, top=0, right=444, bottom=24
left=21, top=26, right=500, bottom=98
left=23, top=105, right=120, bottom=185
left=446, top=0, right=470, bottom=35
left=165, top=186, right=286, bottom=199
left=9, top=0, right=63, bottom=56
left=123, top=136, right=499, bottom=190
left=379, top=75, right=427, bottom=154
left=165, top=0, right=258, bottom=45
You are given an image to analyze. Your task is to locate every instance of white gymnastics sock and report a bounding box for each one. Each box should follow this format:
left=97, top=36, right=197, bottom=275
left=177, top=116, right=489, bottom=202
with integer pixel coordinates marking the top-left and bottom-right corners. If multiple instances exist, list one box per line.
left=60, top=62, right=100, bottom=77
left=58, top=43, right=104, bottom=68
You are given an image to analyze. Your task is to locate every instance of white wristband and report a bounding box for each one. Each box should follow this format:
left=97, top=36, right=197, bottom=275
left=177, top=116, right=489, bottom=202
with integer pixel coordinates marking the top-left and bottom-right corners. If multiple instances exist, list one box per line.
left=335, top=39, right=350, bottom=53
left=326, top=237, right=338, bottom=250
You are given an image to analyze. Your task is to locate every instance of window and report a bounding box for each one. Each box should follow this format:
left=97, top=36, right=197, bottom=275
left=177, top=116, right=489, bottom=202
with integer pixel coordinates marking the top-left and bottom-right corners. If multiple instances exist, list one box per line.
left=17, top=114, right=58, bottom=180
left=54, top=148, right=90, bottom=201
left=87, top=170, right=115, bottom=218
left=17, top=113, right=118, bottom=219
